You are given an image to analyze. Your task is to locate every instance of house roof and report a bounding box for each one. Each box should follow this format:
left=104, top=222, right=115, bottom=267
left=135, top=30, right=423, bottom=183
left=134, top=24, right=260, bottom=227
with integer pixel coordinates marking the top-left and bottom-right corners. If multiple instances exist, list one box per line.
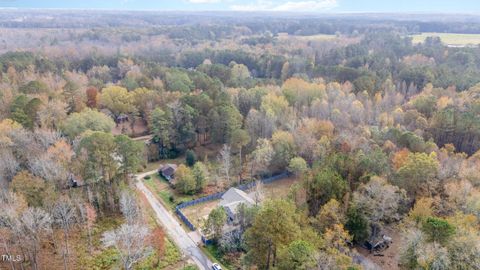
left=117, top=113, right=129, bottom=120
left=219, top=188, right=255, bottom=215
left=159, top=164, right=177, bottom=177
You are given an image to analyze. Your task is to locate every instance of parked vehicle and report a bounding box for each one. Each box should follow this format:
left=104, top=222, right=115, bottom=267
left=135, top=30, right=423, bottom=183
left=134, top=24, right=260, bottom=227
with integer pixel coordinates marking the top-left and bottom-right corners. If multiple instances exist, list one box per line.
left=212, top=263, right=222, bottom=270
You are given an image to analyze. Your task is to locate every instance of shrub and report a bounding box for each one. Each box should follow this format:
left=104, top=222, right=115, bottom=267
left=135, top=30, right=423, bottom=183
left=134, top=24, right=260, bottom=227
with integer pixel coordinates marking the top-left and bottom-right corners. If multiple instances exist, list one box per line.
left=186, top=149, right=197, bottom=167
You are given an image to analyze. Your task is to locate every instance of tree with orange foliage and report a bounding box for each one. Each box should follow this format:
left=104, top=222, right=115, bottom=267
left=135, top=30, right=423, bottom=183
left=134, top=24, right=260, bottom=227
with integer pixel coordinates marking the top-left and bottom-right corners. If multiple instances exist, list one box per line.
left=86, top=87, right=99, bottom=108
left=149, top=227, right=165, bottom=267
left=392, top=148, right=410, bottom=170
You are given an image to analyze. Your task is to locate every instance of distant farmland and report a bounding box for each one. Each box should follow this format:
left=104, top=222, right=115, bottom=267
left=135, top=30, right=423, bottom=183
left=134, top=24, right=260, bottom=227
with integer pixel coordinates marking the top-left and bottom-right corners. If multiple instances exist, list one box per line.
left=411, top=32, right=480, bottom=47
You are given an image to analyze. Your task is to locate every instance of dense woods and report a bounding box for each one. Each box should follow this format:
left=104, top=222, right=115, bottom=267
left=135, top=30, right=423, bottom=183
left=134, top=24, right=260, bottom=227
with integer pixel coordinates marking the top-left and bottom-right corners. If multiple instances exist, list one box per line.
left=1, top=10, right=480, bottom=270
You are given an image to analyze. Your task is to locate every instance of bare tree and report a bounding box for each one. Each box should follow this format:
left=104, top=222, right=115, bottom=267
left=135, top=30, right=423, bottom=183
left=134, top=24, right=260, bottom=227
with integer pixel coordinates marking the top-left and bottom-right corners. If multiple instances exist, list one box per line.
left=18, top=208, right=52, bottom=270
left=52, top=197, right=77, bottom=270
left=0, top=191, right=25, bottom=270
left=102, top=224, right=152, bottom=270
left=76, top=202, right=96, bottom=254
left=119, top=191, right=139, bottom=225
left=253, top=180, right=265, bottom=205
left=0, top=150, right=19, bottom=188
left=353, top=177, right=407, bottom=239
left=29, top=155, right=68, bottom=190
left=37, top=100, right=68, bottom=130
left=218, top=144, right=232, bottom=185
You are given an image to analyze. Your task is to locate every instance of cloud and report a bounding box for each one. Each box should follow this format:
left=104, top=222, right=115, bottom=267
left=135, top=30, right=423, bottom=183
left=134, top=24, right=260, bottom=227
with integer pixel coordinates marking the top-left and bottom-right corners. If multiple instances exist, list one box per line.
left=231, top=0, right=338, bottom=12
left=187, top=0, right=223, bottom=3
left=231, top=0, right=273, bottom=11
left=273, top=0, right=337, bottom=11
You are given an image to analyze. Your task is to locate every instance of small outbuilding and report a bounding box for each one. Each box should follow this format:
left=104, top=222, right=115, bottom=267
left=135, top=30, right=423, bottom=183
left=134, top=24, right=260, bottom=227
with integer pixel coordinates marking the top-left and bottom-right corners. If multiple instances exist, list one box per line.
left=116, top=113, right=129, bottom=124
left=159, top=164, right=178, bottom=182
left=67, top=173, right=84, bottom=188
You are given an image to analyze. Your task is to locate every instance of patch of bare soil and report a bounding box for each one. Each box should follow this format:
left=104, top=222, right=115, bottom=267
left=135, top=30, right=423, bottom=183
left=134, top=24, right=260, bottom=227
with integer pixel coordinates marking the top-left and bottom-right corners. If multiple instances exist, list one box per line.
left=182, top=199, right=220, bottom=227
left=357, top=225, right=402, bottom=270
left=111, top=118, right=148, bottom=136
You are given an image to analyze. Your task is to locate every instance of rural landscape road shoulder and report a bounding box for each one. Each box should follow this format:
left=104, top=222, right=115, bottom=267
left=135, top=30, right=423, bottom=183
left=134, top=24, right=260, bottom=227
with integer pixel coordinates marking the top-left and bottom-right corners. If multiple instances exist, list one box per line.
left=136, top=170, right=212, bottom=270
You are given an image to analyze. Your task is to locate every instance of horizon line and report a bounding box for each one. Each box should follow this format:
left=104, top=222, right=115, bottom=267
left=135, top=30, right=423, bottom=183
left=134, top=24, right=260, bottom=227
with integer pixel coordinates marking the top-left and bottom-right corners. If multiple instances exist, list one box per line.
left=0, top=7, right=479, bottom=15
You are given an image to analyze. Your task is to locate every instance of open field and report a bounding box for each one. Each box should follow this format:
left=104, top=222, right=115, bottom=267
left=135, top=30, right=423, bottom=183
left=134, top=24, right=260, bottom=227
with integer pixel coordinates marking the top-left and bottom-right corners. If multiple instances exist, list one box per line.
left=410, top=32, right=480, bottom=46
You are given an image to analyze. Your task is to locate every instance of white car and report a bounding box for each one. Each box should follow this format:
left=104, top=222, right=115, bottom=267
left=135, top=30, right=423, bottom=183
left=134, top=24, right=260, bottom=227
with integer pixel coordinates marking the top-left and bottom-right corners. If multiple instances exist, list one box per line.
left=212, top=263, right=222, bottom=270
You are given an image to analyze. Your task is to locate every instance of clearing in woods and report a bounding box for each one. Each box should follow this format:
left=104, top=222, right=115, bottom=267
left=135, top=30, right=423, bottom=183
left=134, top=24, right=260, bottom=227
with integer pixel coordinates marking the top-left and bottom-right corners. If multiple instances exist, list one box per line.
left=410, top=32, right=480, bottom=46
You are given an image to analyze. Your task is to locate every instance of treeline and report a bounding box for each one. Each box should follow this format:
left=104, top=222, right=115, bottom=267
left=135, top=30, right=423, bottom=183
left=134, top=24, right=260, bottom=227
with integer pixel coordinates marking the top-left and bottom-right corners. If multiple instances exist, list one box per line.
left=3, top=11, right=480, bottom=35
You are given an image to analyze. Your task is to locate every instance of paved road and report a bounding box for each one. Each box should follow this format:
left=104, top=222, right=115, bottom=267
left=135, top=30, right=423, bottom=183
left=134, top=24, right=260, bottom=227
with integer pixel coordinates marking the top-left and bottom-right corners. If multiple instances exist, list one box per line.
left=136, top=170, right=212, bottom=270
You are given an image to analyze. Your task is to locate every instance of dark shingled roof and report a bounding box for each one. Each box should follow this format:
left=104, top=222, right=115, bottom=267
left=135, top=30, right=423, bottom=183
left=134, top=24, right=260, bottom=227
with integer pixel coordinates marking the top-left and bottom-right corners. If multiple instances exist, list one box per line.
left=159, top=164, right=177, bottom=178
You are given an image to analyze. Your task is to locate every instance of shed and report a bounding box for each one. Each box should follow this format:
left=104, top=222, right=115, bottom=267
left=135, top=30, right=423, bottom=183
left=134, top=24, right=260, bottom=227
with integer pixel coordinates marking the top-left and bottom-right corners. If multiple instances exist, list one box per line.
left=67, top=173, right=84, bottom=188
left=159, top=164, right=178, bottom=182
left=116, top=113, right=129, bottom=123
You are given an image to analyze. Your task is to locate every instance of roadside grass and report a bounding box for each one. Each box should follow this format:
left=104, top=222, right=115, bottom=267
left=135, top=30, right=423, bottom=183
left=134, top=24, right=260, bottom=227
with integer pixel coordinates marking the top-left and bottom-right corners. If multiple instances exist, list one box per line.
left=143, top=173, right=196, bottom=210
left=143, top=174, right=176, bottom=209
left=159, top=239, right=183, bottom=268
left=78, top=215, right=124, bottom=270
left=136, top=186, right=184, bottom=269
left=202, top=244, right=232, bottom=270
left=410, top=32, right=480, bottom=46
left=135, top=238, right=182, bottom=270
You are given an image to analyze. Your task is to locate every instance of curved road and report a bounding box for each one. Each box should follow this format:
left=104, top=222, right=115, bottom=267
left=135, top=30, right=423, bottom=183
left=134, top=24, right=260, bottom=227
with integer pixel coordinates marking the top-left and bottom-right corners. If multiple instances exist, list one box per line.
left=136, top=171, right=212, bottom=270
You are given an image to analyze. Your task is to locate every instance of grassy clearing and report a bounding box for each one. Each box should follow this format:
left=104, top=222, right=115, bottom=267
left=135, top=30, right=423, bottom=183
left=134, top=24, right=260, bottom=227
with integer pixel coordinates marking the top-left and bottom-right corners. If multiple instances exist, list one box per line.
left=410, top=32, right=480, bottom=46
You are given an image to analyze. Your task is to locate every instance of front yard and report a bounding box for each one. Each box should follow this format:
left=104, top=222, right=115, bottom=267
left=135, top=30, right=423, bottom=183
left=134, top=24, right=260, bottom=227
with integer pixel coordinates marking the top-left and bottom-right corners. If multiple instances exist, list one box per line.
left=181, top=199, right=220, bottom=228
left=143, top=173, right=196, bottom=210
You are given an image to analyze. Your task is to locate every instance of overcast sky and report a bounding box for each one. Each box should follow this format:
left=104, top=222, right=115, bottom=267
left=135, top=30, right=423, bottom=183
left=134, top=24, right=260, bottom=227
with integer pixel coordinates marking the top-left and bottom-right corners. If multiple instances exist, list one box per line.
left=1, top=0, right=480, bottom=13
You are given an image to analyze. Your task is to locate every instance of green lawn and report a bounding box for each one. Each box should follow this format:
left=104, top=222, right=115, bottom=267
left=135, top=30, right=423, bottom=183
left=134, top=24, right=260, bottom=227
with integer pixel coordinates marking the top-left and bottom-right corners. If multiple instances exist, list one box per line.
left=143, top=175, right=176, bottom=209
left=143, top=173, right=195, bottom=210
left=410, top=32, right=480, bottom=46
